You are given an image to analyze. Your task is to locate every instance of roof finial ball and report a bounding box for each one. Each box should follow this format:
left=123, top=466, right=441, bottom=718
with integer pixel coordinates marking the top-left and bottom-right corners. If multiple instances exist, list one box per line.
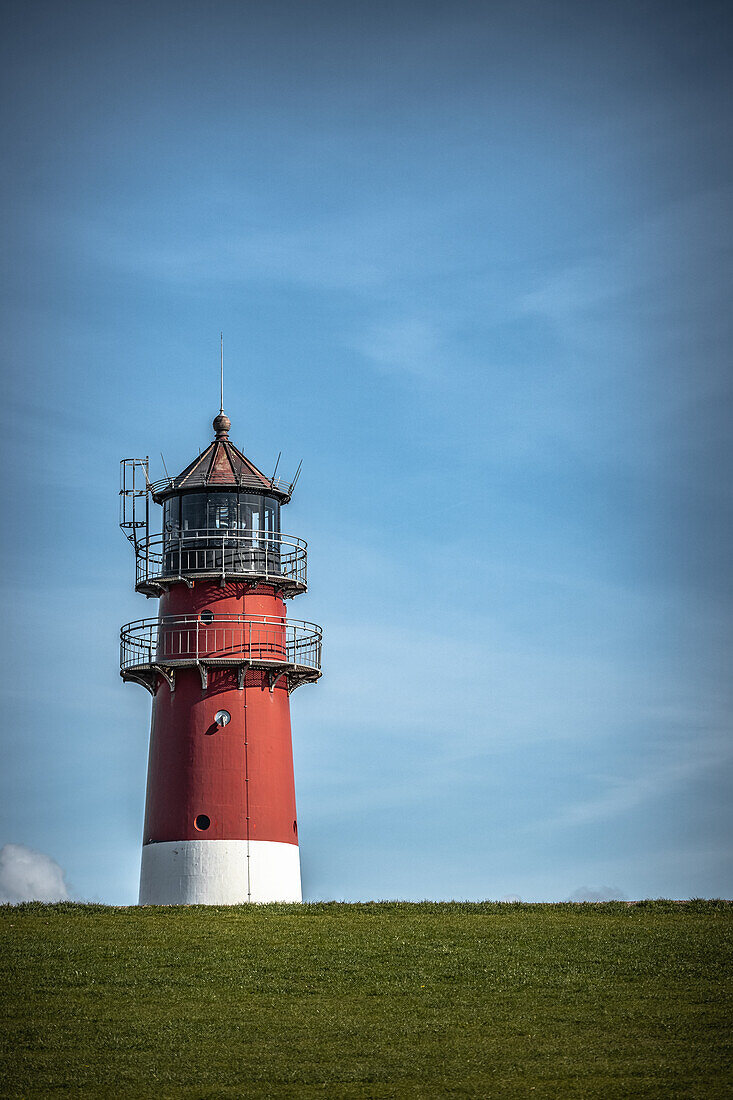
left=213, top=411, right=231, bottom=440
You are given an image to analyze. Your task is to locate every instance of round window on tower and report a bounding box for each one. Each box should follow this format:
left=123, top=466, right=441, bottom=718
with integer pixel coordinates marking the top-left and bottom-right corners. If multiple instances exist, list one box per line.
left=214, top=710, right=230, bottom=727
left=194, top=814, right=211, bottom=831
left=200, top=609, right=214, bottom=623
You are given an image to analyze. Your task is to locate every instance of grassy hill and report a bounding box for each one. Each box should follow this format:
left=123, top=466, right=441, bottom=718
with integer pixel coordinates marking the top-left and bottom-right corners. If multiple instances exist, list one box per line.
left=1, top=900, right=730, bottom=1098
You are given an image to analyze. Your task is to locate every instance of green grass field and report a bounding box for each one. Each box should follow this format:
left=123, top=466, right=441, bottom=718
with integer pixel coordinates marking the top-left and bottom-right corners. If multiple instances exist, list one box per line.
left=1, top=901, right=730, bottom=1098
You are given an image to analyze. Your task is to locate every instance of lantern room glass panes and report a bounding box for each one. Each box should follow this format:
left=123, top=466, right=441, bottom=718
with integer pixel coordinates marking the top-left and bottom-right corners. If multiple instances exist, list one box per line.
left=162, top=491, right=281, bottom=577
left=172, top=492, right=280, bottom=536
left=264, top=499, right=278, bottom=538
left=181, top=493, right=207, bottom=533
left=208, top=495, right=237, bottom=530
left=239, top=497, right=260, bottom=544
left=163, top=494, right=180, bottom=534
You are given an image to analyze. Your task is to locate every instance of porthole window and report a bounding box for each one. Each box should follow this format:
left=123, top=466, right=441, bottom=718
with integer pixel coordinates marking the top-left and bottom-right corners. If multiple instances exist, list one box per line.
left=214, top=710, right=231, bottom=727
left=194, top=814, right=211, bottom=831
left=200, top=609, right=214, bottom=623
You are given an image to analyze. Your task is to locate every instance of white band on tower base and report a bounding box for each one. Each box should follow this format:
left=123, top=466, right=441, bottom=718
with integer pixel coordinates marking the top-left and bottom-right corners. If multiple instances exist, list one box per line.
left=139, top=839, right=302, bottom=905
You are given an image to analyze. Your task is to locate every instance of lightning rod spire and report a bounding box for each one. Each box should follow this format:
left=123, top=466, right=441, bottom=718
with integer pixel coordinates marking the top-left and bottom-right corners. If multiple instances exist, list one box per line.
left=212, top=332, right=231, bottom=439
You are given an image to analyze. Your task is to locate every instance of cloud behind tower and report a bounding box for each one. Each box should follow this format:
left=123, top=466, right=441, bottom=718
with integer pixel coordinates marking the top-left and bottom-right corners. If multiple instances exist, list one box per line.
left=0, top=844, right=71, bottom=904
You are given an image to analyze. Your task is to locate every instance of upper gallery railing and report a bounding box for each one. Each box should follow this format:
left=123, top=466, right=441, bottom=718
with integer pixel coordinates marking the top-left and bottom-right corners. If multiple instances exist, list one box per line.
left=133, top=530, right=307, bottom=590
left=149, top=474, right=293, bottom=499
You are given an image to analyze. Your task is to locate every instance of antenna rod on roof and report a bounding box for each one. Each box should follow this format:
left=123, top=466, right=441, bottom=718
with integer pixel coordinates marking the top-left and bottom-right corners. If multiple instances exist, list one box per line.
left=288, top=459, right=303, bottom=495
left=220, top=332, right=224, bottom=413
left=270, top=451, right=281, bottom=487
left=160, top=452, right=171, bottom=483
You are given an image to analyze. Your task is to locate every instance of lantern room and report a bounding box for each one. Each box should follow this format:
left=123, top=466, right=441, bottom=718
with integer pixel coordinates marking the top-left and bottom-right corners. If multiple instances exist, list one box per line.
left=120, top=411, right=306, bottom=597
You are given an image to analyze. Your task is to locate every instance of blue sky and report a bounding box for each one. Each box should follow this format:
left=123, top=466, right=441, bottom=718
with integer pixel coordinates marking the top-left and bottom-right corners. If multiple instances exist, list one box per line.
left=1, top=0, right=731, bottom=903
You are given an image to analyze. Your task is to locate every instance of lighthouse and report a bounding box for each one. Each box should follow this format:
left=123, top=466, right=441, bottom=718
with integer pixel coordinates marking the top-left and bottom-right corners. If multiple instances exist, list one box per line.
left=119, top=394, right=322, bottom=905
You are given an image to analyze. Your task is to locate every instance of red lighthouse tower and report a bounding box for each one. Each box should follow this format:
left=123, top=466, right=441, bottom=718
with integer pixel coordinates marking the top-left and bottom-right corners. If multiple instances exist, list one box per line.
left=119, top=398, right=321, bottom=904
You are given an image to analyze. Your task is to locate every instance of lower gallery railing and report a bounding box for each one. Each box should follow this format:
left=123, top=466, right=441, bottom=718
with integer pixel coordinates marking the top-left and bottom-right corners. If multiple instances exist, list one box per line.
left=120, top=614, right=322, bottom=673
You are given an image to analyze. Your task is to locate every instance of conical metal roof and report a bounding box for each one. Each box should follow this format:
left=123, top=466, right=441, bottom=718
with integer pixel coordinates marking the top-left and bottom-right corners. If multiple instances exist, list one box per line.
left=151, top=412, right=292, bottom=502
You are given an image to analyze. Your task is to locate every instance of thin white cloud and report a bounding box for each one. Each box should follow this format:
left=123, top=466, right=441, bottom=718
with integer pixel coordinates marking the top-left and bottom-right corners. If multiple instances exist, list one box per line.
left=54, top=193, right=464, bottom=293
left=349, top=316, right=443, bottom=378
left=520, top=188, right=733, bottom=348
left=548, top=733, right=731, bottom=830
